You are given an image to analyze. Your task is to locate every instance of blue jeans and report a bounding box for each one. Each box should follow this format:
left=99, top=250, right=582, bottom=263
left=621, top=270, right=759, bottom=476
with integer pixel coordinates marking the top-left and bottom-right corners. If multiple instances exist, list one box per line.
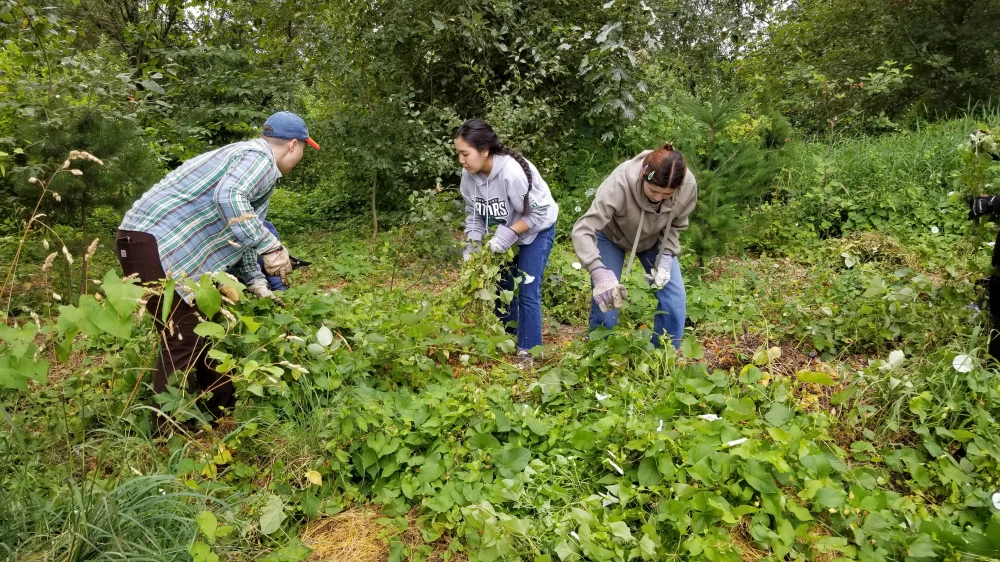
left=588, top=231, right=686, bottom=348
left=496, top=225, right=555, bottom=352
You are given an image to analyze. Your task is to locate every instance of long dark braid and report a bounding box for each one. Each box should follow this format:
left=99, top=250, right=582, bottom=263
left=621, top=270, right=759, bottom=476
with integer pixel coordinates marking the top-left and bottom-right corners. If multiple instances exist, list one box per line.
left=497, top=144, right=533, bottom=191
left=455, top=119, right=533, bottom=196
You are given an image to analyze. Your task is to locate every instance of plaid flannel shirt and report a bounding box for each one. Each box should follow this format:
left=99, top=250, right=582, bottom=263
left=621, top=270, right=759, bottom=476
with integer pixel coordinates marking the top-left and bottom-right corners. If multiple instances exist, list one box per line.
left=120, top=138, right=282, bottom=300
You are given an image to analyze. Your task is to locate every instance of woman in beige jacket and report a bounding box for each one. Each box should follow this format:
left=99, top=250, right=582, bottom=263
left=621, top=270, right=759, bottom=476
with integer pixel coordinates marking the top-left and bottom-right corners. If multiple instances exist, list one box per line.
left=571, top=144, right=697, bottom=348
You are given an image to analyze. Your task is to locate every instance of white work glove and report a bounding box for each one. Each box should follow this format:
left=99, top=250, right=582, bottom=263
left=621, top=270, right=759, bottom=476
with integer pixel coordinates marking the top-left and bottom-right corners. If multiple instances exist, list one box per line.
left=247, top=279, right=284, bottom=307
left=591, top=267, right=627, bottom=313
left=645, top=254, right=673, bottom=290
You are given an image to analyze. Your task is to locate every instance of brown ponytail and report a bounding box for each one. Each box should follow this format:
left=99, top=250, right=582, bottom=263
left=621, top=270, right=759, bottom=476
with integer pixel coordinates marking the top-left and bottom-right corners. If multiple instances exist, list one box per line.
left=641, top=144, right=687, bottom=189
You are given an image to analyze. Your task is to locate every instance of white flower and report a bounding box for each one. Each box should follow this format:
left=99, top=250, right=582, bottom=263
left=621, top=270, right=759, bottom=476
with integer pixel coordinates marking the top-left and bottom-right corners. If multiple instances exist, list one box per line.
left=52, top=292, right=61, bottom=301
left=725, top=438, right=748, bottom=447
left=698, top=414, right=720, bottom=421
left=656, top=419, right=663, bottom=432
left=523, top=273, right=536, bottom=285
left=948, top=191, right=955, bottom=196
left=460, top=354, right=470, bottom=364
left=930, top=226, right=939, bottom=234
left=952, top=354, right=974, bottom=373
left=880, top=350, right=905, bottom=371
left=574, top=206, right=582, bottom=212
left=988, top=242, right=996, bottom=248
left=992, top=492, right=1000, bottom=510
left=607, top=458, right=624, bottom=475
left=595, top=392, right=609, bottom=401
left=570, top=531, right=580, bottom=541
left=572, top=262, right=582, bottom=270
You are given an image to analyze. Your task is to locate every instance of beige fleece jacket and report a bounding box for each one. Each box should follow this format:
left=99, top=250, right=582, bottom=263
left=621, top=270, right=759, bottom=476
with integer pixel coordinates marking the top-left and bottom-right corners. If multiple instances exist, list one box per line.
left=572, top=150, right=697, bottom=272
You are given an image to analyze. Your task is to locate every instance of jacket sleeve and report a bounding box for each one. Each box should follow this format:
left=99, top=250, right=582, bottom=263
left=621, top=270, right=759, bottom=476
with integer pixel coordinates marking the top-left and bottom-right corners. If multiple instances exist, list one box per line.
left=507, top=163, right=551, bottom=231
left=659, top=180, right=697, bottom=257
left=572, top=171, right=626, bottom=272
left=231, top=249, right=266, bottom=285
left=461, top=172, right=485, bottom=242
left=213, top=150, right=281, bottom=254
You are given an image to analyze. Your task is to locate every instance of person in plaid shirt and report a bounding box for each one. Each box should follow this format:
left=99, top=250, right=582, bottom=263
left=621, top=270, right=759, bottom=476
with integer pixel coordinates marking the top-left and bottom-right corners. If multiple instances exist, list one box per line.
left=116, top=111, right=319, bottom=434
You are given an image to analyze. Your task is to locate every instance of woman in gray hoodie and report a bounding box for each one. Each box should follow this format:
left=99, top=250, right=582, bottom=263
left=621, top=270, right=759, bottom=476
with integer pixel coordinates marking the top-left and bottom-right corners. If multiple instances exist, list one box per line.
left=455, top=119, right=559, bottom=358
left=571, top=144, right=697, bottom=349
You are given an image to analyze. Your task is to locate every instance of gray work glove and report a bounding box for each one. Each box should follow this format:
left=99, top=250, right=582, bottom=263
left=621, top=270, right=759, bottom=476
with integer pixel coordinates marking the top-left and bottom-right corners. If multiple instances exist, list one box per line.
left=591, top=267, right=627, bottom=313
left=247, top=279, right=284, bottom=307
left=644, top=254, right=673, bottom=290
left=463, top=239, right=481, bottom=262
left=487, top=225, right=519, bottom=253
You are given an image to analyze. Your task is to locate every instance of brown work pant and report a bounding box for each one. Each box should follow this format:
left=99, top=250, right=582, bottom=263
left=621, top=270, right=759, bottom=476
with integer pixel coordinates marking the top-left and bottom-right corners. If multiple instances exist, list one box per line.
left=115, top=230, right=235, bottom=428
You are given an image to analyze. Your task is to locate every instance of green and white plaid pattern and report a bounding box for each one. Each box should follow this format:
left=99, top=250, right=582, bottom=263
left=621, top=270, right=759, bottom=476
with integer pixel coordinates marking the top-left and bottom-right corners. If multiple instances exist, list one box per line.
left=120, top=138, right=282, bottom=298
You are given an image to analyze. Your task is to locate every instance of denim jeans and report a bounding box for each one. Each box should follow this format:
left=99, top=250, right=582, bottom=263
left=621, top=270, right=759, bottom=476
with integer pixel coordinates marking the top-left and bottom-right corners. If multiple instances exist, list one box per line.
left=588, top=231, right=686, bottom=348
left=496, top=225, right=556, bottom=352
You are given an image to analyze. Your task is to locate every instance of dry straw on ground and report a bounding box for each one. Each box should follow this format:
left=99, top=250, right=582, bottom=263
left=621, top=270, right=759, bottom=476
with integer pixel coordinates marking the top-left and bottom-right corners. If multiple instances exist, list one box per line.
left=302, top=509, right=390, bottom=562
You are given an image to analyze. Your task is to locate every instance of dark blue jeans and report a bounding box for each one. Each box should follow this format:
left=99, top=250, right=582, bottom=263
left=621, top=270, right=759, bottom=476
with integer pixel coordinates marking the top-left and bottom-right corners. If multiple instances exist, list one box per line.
left=496, top=225, right=555, bottom=352
left=588, top=232, right=686, bottom=349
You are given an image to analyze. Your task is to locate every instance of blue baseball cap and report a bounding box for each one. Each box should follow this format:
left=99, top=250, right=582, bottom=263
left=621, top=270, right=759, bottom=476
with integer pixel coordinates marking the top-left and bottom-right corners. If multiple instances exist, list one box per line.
left=262, top=111, right=320, bottom=150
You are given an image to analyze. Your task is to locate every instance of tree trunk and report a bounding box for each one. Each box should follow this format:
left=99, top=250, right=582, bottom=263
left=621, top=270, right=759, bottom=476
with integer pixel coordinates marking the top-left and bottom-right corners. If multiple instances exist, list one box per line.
left=371, top=173, right=379, bottom=240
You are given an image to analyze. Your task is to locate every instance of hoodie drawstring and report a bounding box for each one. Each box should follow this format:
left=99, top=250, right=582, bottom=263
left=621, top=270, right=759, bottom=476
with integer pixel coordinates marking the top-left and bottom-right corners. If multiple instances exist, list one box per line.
left=623, top=210, right=645, bottom=280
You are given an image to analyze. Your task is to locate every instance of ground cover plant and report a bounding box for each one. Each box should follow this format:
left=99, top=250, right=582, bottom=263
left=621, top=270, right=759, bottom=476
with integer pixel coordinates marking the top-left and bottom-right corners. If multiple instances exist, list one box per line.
left=4, top=120, right=1000, bottom=559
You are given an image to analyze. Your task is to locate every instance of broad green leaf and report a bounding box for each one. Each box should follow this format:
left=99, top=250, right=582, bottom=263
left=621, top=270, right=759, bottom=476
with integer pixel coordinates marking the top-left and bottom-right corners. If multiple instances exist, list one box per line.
left=259, top=494, right=286, bottom=535
left=639, top=534, right=657, bottom=559
left=194, top=276, right=222, bottom=320
left=194, top=322, right=226, bottom=339
left=102, top=270, right=144, bottom=314
left=189, top=541, right=219, bottom=562
left=469, top=432, right=501, bottom=451
left=196, top=510, right=218, bottom=544
left=906, top=534, right=937, bottom=558
left=680, top=337, right=704, bottom=359
left=765, top=403, right=793, bottom=427
left=608, top=521, right=633, bottom=541
left=742, top=460, right=778, bottom=494
left=637, top=456, right=660, bottom=487
left=813, top=486, right=846, bottom=509
left=494, top=448, right=530, bottom=472
left=498, top=517, right=531, bottom=535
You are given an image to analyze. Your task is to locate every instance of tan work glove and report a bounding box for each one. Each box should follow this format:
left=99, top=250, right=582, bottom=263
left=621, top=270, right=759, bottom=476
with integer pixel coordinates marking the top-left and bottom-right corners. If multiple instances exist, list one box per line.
left=591, top=267, right=627, bottom=313
left=247, top=279, right=284, bottom=307
left=219, top=284, right=240, bottom=303
left=261, top=245, right=292, bottom=286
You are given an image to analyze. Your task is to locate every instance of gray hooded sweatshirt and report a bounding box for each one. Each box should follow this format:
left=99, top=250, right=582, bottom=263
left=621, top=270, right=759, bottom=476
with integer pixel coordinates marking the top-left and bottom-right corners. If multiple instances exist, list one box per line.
left=572, top=150, right=698, bottom=272
left=461, top=153, right=559, bottom=245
